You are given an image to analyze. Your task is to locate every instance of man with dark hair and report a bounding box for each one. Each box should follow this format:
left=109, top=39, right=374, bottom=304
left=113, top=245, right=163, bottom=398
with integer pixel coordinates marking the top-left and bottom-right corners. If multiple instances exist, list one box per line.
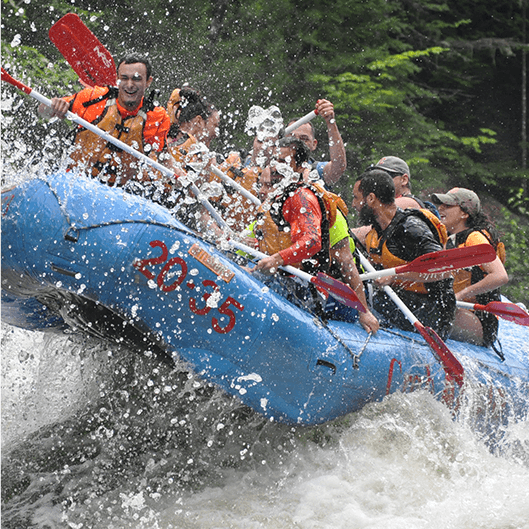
left=252, top=136, right=327, bottom=274
left=250, top=138, right=379, bottom=332
left=38, top=54, right=174, bottom=186
left=117, top=54, right=152, bottom=80
left=352, top=169, right=456, bottom=338
left=287, top=99, right=346, bottom=187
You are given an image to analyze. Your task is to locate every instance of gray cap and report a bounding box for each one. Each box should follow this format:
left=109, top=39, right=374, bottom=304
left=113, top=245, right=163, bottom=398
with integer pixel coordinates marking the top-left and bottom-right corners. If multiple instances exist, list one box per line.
left=376, top=156, right=410, bottom=176
left=431, top=187, right=481, bottom=216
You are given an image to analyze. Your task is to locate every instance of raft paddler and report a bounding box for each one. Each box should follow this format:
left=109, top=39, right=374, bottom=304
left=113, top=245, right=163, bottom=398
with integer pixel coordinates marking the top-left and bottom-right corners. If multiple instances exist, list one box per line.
left=251, top=137, right=378, bottom=331
left=432, top=187, right=508, bottom=348
left=166, top=86, right=220, bottom=153
left=38, top=54, right=180, bottom=187
left=252, top=136, right=328, bottom=276
left=352, top=169, right=456, bottom=339
left=164, top=86, right=221, bottom=226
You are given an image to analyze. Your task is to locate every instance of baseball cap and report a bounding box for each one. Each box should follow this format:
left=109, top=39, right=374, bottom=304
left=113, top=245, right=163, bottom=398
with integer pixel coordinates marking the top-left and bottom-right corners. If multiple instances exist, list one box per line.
left=375, top=156, right=410, bottom=176
left=431, top=187, right=481, bottom=216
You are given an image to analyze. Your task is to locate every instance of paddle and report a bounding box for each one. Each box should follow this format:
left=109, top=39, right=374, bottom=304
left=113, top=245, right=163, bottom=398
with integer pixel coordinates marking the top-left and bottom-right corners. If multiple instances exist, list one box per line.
left=457, top=300, right=529, bottom=326
left=1, top=68, right=227, bottom=228
left=49, top=13, right=117, bottom=87
left=284, top=110, right=318, bottom=135
left=2, top=68, right=366, bottom=312
left=226, top=239, right=366, bottom=312
left=355, top=249, right=464, bottom=386
left=359, top=244, right=497, bottom=281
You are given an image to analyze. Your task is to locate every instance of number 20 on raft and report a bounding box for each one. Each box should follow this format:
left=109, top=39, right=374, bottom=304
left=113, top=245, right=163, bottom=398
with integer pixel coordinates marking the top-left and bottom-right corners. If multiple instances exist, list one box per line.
left=133, top=240, right=244, bottom=334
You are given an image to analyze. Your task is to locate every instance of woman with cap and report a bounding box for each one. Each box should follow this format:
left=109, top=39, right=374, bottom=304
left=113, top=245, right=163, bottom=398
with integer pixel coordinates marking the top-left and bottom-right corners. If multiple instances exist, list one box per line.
left=431, top=188, right=508, bottom=347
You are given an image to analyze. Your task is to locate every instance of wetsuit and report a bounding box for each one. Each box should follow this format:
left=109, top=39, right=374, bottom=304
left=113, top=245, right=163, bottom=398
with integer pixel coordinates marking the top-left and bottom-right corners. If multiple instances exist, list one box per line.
left=366, top=209, right=455, bottom=338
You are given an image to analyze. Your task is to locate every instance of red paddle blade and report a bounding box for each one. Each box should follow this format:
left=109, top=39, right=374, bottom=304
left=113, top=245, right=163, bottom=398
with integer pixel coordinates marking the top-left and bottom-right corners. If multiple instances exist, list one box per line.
left=397, top=244, right=497, bottom=275
left=314, top=273, right=367, bottom=312
left=414, top=321, right=464, bottom=387
left=477, top=301, right=529, bottom=326
left=49, top=13, right=116, bottom=87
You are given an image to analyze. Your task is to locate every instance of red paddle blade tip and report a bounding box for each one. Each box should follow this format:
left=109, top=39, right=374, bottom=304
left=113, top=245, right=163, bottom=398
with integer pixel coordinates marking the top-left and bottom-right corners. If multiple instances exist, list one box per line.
left=314, top=273, right=367, bottom=312
left=1, top=68, right=31, bottom=94
left=415, top=322, right=464, bottom=386
left=483, top=301, right=529, bottom=326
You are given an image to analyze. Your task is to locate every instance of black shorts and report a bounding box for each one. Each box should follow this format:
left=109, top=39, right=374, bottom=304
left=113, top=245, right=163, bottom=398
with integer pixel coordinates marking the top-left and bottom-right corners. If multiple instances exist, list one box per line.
left=476, top=310, right=499, bottom=347
left=372, top=284, right=456, bottom=339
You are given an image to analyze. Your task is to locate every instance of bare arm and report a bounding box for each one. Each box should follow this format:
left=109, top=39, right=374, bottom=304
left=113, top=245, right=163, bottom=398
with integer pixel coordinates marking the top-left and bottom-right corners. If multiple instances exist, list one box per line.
left=455, top=256, right=509, bottom=301
left=316, top=99, right=346, bottom=186
left=331, top=239, right=379, bottom=333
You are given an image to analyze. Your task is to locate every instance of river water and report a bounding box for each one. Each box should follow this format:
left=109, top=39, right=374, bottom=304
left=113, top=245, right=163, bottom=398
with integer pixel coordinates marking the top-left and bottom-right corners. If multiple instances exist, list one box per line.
left=2, top=323, right=529, bottom=529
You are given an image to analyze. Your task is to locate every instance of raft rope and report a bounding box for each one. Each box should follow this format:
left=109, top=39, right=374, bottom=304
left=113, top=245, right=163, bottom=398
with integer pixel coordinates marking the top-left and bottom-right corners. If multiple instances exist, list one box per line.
left=40, top=175, right=199, bottom=238
left=311, top=315, right=363, bottom=369
left=353, top=332, right=373, bottom=369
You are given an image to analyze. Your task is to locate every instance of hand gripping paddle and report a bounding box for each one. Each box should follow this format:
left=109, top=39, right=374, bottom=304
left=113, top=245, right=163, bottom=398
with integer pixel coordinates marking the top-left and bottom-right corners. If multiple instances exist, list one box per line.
left=356, top=249, right=465, bottom=386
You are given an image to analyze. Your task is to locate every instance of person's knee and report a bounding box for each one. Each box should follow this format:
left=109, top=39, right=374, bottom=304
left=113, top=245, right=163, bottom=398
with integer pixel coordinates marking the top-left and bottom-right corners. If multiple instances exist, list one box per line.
left=449, top=309, right=484, bottom=345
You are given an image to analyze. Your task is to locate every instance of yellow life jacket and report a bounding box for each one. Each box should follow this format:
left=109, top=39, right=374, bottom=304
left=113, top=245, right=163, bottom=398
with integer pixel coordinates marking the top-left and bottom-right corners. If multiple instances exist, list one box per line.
left=365, top=208, right=448, bottom=294
left=69, top=99, right=150, bottom=186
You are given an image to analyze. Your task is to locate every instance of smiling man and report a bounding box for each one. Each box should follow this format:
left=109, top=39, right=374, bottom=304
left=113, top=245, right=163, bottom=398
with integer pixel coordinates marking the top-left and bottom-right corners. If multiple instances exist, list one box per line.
left=38, top=55, right=172, bottom=186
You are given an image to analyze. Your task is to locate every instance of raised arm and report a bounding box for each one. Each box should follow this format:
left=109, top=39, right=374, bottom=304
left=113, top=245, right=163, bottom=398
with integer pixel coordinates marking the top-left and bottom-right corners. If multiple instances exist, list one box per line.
left=316, top=99, right=346, bottom=186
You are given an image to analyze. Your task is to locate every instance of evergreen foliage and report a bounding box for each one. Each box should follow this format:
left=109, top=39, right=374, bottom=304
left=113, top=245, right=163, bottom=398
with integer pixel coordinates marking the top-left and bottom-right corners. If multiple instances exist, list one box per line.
left=1, top=0, right=527, bottom=303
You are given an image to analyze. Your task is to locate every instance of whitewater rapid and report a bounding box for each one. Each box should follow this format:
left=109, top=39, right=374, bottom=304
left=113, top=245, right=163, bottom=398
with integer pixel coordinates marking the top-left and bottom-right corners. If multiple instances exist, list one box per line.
left=2, top=324, right=529, bottom=529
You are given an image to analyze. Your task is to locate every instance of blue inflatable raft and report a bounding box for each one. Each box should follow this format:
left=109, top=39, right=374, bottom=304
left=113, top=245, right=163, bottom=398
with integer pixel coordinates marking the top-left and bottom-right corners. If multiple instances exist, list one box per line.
left=2, top=173, right=528, bottom=425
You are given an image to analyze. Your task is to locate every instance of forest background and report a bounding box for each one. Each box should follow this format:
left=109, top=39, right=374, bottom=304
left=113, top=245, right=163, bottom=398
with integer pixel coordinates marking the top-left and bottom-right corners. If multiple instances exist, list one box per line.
left=2, top=0, right=528, bottom=305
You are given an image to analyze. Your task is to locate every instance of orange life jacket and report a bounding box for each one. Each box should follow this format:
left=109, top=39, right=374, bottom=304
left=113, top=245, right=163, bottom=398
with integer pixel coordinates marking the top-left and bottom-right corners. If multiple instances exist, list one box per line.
left=207, top=152, right=261, bottom=232
left=167, top=132, right=199, bottom=165
left=254, top=205, right=294, bottom=261
left=69, top=93, right=156, bottom=185
left=310, top=181, right=348, bottom=228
